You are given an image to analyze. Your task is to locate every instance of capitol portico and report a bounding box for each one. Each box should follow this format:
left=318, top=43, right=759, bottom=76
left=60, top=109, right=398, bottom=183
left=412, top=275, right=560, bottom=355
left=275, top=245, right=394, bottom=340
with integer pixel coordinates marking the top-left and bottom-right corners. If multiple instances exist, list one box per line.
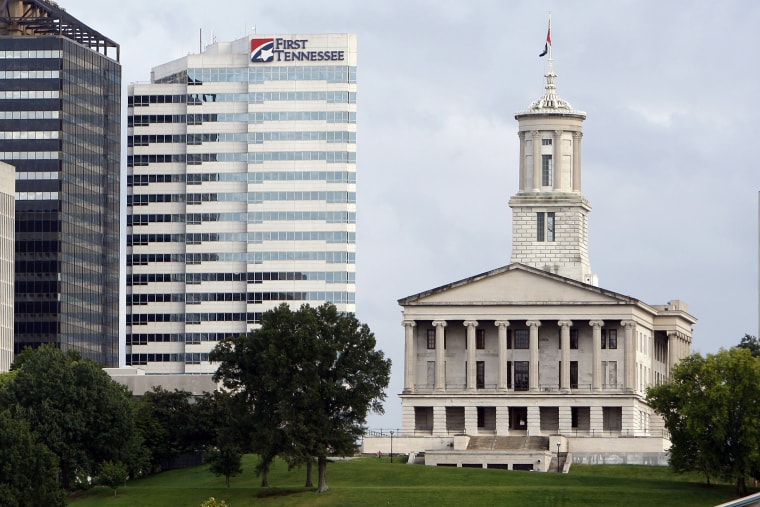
left=397, top=264, right=693, bottom=443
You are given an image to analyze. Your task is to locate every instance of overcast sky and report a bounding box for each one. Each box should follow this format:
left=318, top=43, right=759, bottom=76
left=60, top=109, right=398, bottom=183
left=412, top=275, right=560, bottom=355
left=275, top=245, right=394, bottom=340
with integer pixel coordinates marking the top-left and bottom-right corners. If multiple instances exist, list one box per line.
left=64, top=0, right=760, bottom=429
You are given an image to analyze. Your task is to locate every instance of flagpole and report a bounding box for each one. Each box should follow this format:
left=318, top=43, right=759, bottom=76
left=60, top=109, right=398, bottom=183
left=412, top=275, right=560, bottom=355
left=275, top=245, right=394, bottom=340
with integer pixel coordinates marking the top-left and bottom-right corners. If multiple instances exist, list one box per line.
left=548, top=13, right=552, bottom=61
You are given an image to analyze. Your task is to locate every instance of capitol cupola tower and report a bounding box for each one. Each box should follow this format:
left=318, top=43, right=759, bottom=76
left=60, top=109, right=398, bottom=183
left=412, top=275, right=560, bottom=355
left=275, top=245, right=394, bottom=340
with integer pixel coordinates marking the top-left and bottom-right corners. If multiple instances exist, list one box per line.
left=509, top=51, right=598, bottom=286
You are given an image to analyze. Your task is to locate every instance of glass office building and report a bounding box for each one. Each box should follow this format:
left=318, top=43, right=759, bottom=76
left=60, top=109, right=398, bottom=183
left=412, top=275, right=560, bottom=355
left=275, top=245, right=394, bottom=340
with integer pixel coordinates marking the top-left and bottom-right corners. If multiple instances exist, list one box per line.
left=0, top=1, right=120, bottom=366
left=127, top=34, right=357, bottom=373
left=0, top=162, right=13, bottom=372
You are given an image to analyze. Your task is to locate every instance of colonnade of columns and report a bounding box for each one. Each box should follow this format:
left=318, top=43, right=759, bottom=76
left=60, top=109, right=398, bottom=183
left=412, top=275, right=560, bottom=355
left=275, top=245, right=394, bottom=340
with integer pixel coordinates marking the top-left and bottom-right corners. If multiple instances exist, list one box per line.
left=517, top=130, right=582, bottom=193
left=667, top=331, right=691, bottom=372
left=402, top=318, right=654, bottom=394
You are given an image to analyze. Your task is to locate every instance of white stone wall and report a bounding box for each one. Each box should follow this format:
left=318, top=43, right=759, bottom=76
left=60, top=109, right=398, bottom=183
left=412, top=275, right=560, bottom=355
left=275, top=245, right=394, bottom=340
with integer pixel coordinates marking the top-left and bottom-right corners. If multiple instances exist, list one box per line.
left=510, top=203, right=591, bottom=282
left=361, top=435, right=454, bottom=455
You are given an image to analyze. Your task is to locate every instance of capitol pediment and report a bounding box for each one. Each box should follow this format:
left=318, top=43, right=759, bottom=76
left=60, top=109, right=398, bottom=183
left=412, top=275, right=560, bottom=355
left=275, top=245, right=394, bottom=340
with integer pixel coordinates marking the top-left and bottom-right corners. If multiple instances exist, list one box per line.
left=399, top=263, right=636, bottom=307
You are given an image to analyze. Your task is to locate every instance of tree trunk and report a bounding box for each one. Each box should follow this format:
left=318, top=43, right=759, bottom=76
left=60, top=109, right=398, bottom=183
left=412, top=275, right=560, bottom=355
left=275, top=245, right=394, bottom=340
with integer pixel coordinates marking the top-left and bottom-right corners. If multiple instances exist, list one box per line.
left=61, top=463, right=70, bottom=490
left=261, top=468, right=268, bottom=487
left=737, top=477, right=747, bottom=497
left=317, top=456, right=329, bottom=493
left=305, top=460, right=313, bottom=488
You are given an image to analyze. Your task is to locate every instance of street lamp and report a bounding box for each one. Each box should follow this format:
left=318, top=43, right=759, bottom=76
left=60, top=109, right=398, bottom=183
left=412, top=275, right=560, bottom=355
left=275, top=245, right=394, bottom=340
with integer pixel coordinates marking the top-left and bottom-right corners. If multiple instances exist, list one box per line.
left=556, top=442, right=561, bottom=473
left=390, top=430, right=394, bottom=463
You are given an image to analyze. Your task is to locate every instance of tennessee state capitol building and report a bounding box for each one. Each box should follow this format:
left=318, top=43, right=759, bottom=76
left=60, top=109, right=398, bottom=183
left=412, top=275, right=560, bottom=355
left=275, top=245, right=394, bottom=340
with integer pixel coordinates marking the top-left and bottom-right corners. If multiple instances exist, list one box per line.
left=367, top=55, right=696, bottom=470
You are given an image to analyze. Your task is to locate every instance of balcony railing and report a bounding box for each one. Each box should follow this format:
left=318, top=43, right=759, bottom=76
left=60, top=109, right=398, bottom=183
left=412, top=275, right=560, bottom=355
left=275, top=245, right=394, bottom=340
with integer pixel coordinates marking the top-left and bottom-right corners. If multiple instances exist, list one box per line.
left=411, top=383, right=629, bottom=393
left=363, top=428, right=670, bottom=439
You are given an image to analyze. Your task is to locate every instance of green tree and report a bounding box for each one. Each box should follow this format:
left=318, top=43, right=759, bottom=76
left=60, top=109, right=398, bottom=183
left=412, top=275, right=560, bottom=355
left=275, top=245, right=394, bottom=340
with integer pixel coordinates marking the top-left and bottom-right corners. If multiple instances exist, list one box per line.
left=97, top=461, right=128, bottom=497
left=212, top=328, right=290, bottom=487
left=135, top=387, right=214, bottom=471
left=3, top=345, right=145, bottom=489
left=207, top=446, right=243, bottom=487
left=647, top=347, right=760, bottom=495
left=212, top=303, right=391, bottom=493
left=0, top=410, right=64, bottom=507
left=737, top=334, right=760, bottom=357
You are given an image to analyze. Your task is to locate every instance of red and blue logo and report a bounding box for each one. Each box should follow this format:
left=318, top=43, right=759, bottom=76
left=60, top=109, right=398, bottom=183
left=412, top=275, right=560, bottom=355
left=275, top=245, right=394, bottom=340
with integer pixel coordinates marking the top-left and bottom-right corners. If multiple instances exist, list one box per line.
left=251, top=38, right=274, bottom=63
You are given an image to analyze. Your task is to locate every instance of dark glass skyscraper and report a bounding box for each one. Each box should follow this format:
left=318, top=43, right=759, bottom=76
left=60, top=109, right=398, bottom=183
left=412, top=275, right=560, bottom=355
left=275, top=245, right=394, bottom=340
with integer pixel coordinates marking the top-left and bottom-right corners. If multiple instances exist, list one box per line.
left=0, top=1, right=120, bottom=366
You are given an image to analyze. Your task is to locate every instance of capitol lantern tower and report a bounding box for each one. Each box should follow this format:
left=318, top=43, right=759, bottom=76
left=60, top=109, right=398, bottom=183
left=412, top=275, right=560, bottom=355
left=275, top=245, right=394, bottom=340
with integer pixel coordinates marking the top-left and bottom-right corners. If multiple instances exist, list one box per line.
left=509, top=46, right=597, bottom=286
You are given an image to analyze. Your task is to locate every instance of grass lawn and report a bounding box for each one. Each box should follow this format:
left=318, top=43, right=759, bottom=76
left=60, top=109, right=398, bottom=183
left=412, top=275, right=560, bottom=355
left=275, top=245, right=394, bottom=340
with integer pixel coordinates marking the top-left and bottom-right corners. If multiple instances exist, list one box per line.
left=70, top=455, right=750, bottom=507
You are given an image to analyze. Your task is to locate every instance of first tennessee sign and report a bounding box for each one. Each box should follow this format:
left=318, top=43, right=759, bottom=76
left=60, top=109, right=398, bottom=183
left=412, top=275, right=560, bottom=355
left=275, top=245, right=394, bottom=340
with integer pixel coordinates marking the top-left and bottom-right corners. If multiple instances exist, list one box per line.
left=250, top=38, right=345, bottom=63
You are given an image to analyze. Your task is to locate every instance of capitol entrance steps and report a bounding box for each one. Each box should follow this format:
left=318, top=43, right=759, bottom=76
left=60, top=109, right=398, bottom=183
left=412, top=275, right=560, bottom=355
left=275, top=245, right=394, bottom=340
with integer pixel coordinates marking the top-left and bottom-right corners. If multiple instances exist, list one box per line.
left=466, top=436, right=550, bottom=451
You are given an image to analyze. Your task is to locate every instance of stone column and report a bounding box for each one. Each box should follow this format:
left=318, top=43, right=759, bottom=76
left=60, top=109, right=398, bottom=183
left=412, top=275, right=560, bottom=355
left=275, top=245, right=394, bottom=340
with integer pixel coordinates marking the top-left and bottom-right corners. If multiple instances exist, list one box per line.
left=464, top=320, right=478, bottom=391
left=590, top=320, right=604, bottom=390
left=553, top=130, right=562, bottom=190
left=622, top=405, right=636, bottom=437
left=589, top=406, right=603, bottom=436
left=558, top=406, right=572, bottom=435
left=402, top=320, right=416, bottom=393
left=496, top=405, right=509, bottom=436
left=433, top=320, right=447, bottom=391
left=464, top=405, right=477, bottom=435
left=622, top=320, right=637, bottom=390
left=527, top=320, right=541, bottom=391
left=666, top=332, right=674, bottom=376
left=572, top=131, right=582, bottom=192
left=401, top=404, right=415, bottom=434
left=531, top=130, right=541, bottom=191
left=495, top=320, right=510, bottom=390
left=433, top=405, right=447, bottom=436
left=518, top=131, right=526, bottom=191
left=558, top=320, right=573, bottom=391
left=527, top=405, right=541, bottom=435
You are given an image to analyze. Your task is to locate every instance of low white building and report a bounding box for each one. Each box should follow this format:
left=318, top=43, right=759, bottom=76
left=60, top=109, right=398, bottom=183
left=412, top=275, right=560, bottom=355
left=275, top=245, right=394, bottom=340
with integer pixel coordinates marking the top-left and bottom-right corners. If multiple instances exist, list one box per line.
left=365, top=57, right=696, bottom=470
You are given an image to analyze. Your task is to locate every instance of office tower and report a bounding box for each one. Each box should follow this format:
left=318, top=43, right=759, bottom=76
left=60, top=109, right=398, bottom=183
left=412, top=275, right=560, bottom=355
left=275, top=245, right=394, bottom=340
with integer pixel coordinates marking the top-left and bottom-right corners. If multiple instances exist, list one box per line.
left=0, top=162, right=13, bottom=372
left=127, top=34, right=357, bottom=373
left=0, top=0, right=120, bottom=366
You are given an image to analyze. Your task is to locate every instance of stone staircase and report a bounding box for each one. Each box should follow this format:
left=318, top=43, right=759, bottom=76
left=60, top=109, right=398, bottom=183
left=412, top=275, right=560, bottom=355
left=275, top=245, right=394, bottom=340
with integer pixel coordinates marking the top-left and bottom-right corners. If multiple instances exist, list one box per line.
left=549, top=452, right=568, bottom=473
left=466, top=436, right=550, bottom=451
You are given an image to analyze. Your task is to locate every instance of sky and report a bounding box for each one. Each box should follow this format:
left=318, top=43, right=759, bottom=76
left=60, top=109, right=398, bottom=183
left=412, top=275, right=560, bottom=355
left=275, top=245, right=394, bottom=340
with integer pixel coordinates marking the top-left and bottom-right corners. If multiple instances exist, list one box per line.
left=62, top=0, right=760, bottom=430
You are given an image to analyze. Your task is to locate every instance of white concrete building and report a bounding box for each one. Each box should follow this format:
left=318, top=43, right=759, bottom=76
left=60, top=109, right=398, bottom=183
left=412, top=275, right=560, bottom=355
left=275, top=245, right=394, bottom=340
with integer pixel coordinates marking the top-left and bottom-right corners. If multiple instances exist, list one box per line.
left=0, top=162, right=13, bottom=372
left=379, top=60, right=696, bottom=470
left=126, top=34, right=357, bottom=374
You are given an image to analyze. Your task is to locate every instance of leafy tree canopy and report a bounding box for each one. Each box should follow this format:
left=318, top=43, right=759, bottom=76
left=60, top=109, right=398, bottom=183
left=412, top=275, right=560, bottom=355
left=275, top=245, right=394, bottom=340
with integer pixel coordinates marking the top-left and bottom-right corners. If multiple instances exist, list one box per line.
left=212, top=303, right=391, bottom=493
left=135, top=386, right=216, bottom=471
left=2, top=345, right=143, bottom=489
left=647, top=347, right=760, bottom=495
left=0, top=409, right=64, bottom=507
left=97, top=461, right=129, bottom=497
left=207, top=445, right=243, bottom=487
left=736, top=334, right=760, bottom=357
